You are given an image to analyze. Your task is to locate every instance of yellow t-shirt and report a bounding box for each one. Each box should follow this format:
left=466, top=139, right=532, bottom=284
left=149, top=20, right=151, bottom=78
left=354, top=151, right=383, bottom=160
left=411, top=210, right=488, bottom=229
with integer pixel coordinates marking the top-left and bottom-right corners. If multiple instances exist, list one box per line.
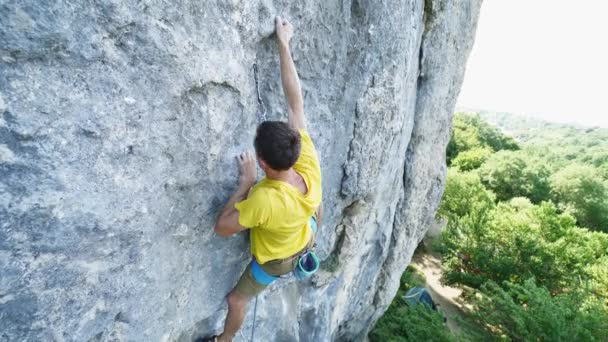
left=234, top=129, right=322, bottom=264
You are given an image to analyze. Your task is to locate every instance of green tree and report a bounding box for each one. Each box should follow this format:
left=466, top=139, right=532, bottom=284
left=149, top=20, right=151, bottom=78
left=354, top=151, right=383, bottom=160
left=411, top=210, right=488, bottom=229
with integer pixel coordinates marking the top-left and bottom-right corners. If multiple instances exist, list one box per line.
left=436, top=170, right=496, bottom=256
left=472, top=117, right=519, bottom=153
left=447, top=114, right=483, bottom=164
left=451, top=147, right=492, bottom=171
left=430, top=111, right=608, bottom=342
left=370, top=304, right=457, bottom=342
left=550, top=164, right=608, bottom=232
left=478, top=112, right=608, bottom=175
left=478, top=150, right=551, bottom=203
left=599, top=164, right=608, bottom=181
left=369, top=267, right=458, bottom=342
left=441, top=199, right=608, bottom=294
left=447, top=113, right=518, bottom=164
left=438, top=170, right=496, bottom=220
left=470, top=279, right=608, bottom=342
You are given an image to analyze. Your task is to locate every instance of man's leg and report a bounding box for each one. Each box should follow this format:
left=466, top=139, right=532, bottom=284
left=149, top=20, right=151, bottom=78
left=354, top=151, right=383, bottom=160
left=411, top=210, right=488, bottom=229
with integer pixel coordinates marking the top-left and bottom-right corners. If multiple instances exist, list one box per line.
left=218, top=289, right=251, bottom=342
left=217, top=262, right=268, bottom=341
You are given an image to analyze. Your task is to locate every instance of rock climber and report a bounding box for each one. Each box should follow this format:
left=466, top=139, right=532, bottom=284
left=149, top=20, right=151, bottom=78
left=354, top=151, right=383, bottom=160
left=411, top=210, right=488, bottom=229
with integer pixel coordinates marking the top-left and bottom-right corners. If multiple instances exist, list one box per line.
left=207, top=16, right=323, bottom=342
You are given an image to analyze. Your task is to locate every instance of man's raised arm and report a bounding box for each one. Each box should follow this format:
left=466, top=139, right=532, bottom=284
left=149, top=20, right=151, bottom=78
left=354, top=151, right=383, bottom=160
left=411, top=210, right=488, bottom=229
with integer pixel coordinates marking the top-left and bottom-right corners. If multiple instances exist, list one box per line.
left=276, top=16, right=306, bottom=131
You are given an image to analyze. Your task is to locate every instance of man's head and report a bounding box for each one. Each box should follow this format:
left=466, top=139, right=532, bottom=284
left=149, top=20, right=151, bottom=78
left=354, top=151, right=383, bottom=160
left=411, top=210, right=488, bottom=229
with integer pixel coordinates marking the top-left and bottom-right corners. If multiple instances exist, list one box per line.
left=254, top=121, right=301, bottom=171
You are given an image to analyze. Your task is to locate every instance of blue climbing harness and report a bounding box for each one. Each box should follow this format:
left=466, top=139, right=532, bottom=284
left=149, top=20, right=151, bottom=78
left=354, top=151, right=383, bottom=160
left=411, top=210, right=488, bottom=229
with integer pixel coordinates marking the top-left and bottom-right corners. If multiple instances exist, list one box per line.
left=250, top=260, right=278, bottom=285
left=250, top=217, right=320, bottom=285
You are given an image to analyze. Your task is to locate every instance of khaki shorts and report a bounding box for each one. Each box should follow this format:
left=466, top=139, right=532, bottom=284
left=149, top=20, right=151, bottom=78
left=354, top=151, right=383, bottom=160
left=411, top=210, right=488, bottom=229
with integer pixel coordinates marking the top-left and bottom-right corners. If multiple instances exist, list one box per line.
left=235, top=239, right=314, bottom=297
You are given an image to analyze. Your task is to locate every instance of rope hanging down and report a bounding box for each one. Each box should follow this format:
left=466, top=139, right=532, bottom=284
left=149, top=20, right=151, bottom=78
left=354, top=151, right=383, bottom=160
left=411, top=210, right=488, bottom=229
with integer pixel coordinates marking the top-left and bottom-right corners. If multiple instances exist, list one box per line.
left=250, top=296, right=259, bottom=342
left=249, top=62, right=265, bottom=342
left=253, top=63, right=267, bottom=123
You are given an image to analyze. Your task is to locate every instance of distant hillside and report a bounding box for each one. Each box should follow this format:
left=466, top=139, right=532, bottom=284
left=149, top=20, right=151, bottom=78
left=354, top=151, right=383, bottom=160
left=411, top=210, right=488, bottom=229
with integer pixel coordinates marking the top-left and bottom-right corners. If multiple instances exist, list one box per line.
left=476, top=111, right=608, bottom=172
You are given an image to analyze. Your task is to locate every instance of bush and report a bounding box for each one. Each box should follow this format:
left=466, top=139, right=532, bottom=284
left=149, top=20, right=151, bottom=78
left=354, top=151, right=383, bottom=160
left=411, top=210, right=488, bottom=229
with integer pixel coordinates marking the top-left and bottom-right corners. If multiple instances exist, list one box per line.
left=447, top=113, right=519, bottom=164
left=440, top=199, right=608, bottom=295
left=369, top=267, right=457, bottom=342
left=370, top=304, right=457, bottom=342
left=470, top=279, right=608, bottom=341
left=436, top=170, right=495, bottom=257
left=438, top=170, right=495, bottom=221
left=478, top=151, right=551, bottom=203
left=550, top=164, right=608, bottom=232
left=452, top=147, right=492, bottom=171
left=433, top=112, right=608, bottom=341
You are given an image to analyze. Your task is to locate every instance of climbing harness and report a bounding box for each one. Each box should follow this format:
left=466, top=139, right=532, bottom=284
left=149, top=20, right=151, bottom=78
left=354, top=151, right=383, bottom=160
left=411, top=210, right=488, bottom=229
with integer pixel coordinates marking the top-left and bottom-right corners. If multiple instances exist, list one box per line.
left=253, top=63, right=267, bottom=122
left=249, top=217, right=320, bottom=285
left=251, top=259, right=279, bottom=284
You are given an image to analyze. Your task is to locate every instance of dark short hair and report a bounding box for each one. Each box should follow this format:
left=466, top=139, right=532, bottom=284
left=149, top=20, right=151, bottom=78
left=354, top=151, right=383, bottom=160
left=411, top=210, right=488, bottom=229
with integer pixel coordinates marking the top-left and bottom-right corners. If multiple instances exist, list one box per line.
left=254, top=121, right=301, bottom=171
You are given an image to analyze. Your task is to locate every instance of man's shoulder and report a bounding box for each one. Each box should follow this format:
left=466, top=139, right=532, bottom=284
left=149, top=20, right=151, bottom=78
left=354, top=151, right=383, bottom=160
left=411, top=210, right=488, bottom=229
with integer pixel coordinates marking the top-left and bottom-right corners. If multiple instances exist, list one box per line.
left=249, top=183, right=270, bottom=199
left=298, top=129, right=314, bottom=146
left=235, top=184, right=273, bottom=221
left=248, top=181, right=280, bottom=203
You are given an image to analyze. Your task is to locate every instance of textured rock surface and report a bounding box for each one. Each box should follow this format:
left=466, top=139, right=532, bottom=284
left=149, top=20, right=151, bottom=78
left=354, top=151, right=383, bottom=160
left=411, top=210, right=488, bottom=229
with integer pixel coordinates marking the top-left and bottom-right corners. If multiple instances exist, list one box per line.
left=0, top=0, right=481, bottom=341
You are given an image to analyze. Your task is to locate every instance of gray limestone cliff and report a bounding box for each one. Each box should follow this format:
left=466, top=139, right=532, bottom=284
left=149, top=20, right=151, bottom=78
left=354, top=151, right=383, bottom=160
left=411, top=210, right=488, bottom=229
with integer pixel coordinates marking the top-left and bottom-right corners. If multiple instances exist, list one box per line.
left=0, top=0, right=481, bottom=341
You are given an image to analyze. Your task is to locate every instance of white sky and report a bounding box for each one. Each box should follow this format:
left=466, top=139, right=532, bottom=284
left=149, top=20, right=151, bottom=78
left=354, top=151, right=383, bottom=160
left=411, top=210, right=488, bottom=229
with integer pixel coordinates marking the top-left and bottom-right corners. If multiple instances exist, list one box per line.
left=457, top=0, right=608, bottom=127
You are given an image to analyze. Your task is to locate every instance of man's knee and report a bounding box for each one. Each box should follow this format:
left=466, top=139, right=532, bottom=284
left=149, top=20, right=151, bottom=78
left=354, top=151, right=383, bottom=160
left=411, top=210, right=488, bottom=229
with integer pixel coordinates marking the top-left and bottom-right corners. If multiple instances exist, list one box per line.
left=227, top=289, right=250, bottom=309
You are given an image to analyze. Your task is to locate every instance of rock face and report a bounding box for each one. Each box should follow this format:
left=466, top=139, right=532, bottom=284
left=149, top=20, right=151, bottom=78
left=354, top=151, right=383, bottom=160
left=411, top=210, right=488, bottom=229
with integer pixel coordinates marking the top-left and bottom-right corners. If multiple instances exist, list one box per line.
left=0, top=0, right=481, bottom=341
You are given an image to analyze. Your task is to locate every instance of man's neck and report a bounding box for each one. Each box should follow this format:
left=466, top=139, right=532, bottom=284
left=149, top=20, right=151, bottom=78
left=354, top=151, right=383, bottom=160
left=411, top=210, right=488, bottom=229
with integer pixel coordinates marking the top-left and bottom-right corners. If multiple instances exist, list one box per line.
left=265, top=168, right=293, bottom=182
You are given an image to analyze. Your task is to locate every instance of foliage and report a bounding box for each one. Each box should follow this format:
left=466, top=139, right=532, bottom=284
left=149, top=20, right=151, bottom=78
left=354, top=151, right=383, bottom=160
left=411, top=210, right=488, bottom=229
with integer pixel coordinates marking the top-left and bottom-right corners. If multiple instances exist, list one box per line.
left=400, top=265, right=426, bottom=289
left=428, top=112, right=608, bottom=341
left=478, top=151, right=551, bottom=203
left=480, top=111, right=608, bottom=172
left=550, top=164, right=608, bottom=232
left=369, top=267, right=457, bottom=342
left=447, top=113, right=519, bottom=165
left=452, top=147, right=493, bottom=171
left=470, top=279, right=608, bottom=342
left=440, top=198, right=608, bottom=295
left=436, top=170, right=495, bottom=257
left=438, top=170, right=495, bottom=221
left=370, top=303, right=457, bottom=342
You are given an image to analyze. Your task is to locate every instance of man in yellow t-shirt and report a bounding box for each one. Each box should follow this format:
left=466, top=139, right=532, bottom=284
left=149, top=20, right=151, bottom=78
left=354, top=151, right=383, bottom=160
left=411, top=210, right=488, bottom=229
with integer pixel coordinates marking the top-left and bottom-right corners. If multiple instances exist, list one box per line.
left=210, top=16, right=322, bottom=342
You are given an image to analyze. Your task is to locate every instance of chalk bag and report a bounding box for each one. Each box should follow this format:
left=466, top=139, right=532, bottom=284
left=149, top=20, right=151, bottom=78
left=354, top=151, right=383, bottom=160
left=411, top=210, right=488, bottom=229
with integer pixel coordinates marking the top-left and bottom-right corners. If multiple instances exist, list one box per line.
left=294, top=251, right=320, bottom=280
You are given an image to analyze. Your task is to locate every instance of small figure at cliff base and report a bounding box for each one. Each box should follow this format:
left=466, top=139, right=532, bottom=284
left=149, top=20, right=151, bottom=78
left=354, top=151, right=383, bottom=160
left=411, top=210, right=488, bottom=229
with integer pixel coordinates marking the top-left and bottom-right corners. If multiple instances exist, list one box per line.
left=204, top=16, right=323, bottom=342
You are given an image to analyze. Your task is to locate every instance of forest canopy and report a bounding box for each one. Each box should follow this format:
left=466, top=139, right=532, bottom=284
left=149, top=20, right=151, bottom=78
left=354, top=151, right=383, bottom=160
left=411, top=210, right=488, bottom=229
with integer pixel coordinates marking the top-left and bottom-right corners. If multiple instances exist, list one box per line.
left=372, top=112, right=608, bottom=341
left=436, top=112, right=608, bottom=340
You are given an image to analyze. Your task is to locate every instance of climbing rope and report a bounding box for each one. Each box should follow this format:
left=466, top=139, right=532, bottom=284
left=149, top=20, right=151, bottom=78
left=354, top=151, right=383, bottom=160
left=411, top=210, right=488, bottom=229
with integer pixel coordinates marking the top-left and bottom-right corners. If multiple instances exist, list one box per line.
left=253, top=63, right=267, bottom=122
left=250, top=295, right=259, bottom=341
left=250, top=63, right=264, bottom=341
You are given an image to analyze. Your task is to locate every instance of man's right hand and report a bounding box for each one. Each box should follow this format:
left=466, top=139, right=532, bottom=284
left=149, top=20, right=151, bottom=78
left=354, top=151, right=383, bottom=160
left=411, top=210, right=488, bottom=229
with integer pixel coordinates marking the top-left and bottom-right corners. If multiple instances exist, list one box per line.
left=275, top=16, right=293, bottom=46
left=275, top=16, right=306, bottom=130
left=237, top=151, right=257, bottom=190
